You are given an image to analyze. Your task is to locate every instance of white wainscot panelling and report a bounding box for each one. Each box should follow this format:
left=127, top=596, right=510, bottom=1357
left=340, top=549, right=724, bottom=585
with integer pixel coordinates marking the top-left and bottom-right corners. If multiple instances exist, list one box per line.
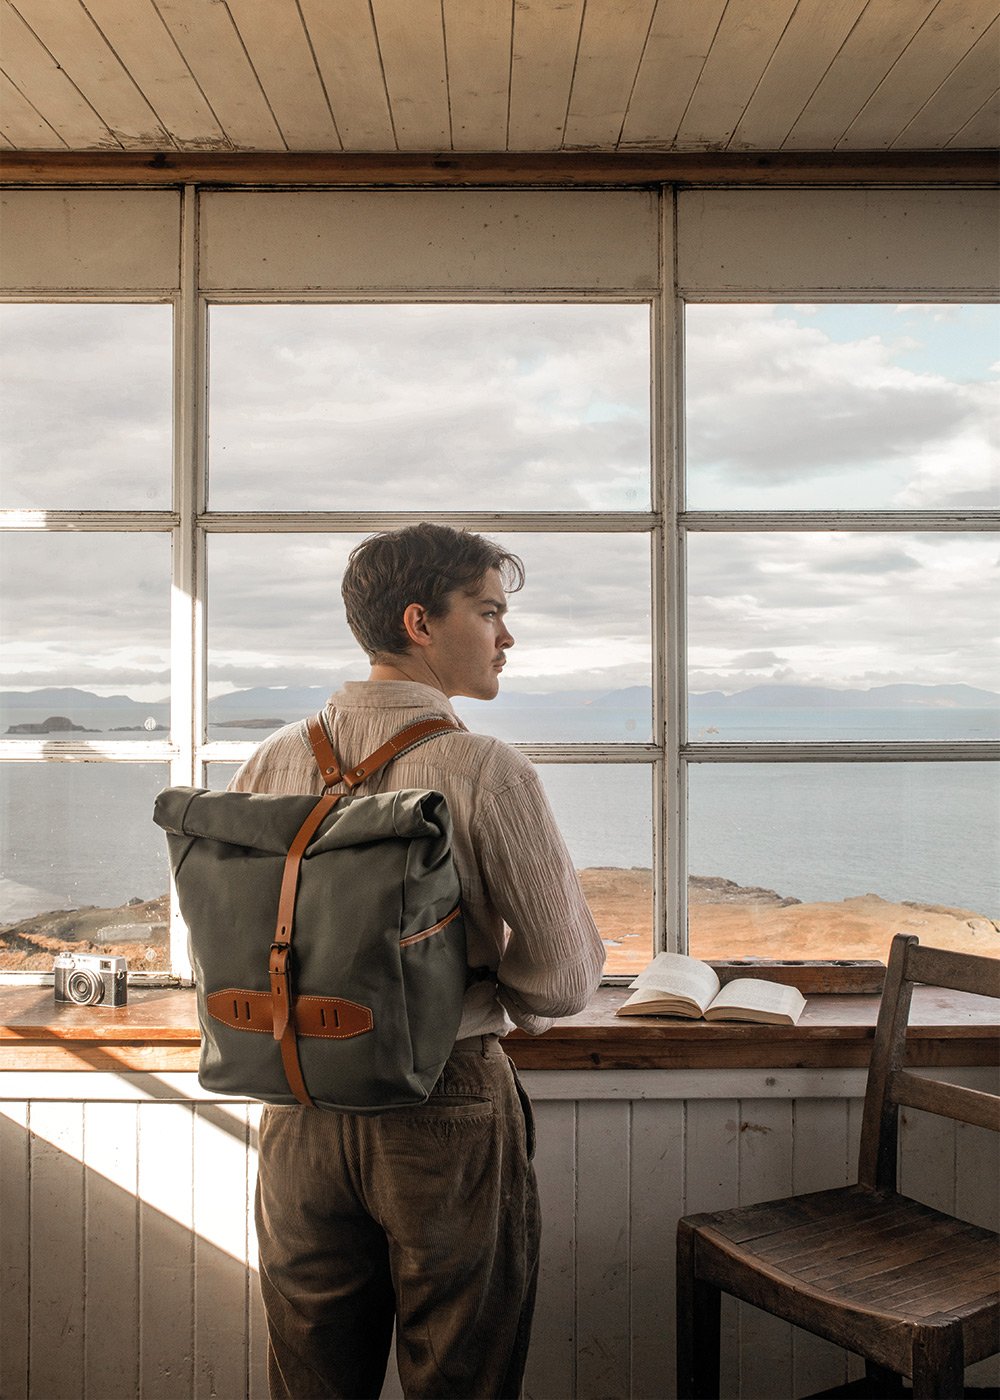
left=0, top=1078, right=263, bottom=1400
left=0, top=1068, right=997, bottom=1400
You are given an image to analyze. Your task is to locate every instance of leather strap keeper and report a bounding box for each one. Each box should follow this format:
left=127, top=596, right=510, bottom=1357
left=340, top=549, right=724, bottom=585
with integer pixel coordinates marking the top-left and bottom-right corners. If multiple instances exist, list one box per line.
left=207, top=989, right=374, bottom=1039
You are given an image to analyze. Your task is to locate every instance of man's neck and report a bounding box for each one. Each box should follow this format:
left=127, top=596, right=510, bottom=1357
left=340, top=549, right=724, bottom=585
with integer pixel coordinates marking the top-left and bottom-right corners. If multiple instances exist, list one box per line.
left=368, top=660, right=447, bottom=695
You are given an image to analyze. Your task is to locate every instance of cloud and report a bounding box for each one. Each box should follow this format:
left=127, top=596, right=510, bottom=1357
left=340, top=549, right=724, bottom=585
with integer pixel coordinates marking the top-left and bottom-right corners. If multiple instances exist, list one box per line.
left=203, top=530, right=654, bottom=692
left=685, top=305, right=999, bottom=509
left=2, top=668, right=172, bottom=687
left=3, top=300, right=996, bottom=700
left=207, top=303, right=652, bottom=512
left=206, top=663, right=355, bottom=691
left=0, top=303, right=172, bottom=509
left=687, top=532, right=1000, bottom=691
left=1, top=532, right=171, bottom=689
left=689, top=666, right=798, bottom=693
left=892, top=381, right=1000, bottom=506
left=729, top=651, right=788, bottom=669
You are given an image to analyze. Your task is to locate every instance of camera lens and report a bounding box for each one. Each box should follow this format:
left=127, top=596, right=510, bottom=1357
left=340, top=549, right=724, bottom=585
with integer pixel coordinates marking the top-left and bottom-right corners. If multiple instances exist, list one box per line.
left=67, top=968, right=104, bottom=1005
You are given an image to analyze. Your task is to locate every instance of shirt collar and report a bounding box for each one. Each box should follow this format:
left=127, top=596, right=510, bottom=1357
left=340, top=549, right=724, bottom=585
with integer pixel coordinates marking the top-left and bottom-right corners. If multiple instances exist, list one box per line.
left=328, top=680, right=466, bottom=727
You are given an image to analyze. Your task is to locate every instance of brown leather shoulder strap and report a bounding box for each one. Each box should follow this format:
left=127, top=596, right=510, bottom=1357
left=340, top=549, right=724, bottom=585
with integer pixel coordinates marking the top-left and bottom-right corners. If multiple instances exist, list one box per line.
left=306, top=713, right=341, bottom=789
left=339, top=717, right=460, bottom=790
left=306, top=711, right=460, bottom=792
left=268, top=792, right=339, bottom=1107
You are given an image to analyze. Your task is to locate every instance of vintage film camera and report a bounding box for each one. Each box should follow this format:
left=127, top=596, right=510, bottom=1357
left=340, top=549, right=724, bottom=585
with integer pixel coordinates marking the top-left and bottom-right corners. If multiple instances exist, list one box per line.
left=53, top=952, right=128, bottom=1007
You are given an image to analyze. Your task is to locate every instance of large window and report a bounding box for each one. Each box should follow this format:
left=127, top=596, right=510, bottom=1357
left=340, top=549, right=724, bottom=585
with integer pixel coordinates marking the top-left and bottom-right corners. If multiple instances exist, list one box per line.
left=682, top=303, right=998, bottom=962
left=1, top=296, right=658, bottom=977
left=0, top=302, right=175, bottom=972
left=1, top=191, right=997, bottom=981
left=202, top=302, right=656, bottom=976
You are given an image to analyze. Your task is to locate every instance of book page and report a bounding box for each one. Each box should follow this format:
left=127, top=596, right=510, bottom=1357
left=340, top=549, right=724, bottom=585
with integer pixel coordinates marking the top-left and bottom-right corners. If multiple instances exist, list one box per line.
left=627, top=953, right=721, bottom=1013
left=703, top=977, right=806, bottom=1025
left=615, top=984, right=702, bottom=1018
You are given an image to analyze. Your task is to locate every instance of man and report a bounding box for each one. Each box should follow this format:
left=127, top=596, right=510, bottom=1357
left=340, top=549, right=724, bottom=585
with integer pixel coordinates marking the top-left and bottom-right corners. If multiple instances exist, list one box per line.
left=231, top=522, right=606, bottom=1400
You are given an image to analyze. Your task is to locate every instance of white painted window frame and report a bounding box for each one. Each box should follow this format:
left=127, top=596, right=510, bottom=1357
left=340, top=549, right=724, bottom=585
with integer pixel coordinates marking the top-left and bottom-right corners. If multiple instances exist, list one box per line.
left=675, top=285, right=1000, bottom=943
left=1, top=186, right=997, bottom=983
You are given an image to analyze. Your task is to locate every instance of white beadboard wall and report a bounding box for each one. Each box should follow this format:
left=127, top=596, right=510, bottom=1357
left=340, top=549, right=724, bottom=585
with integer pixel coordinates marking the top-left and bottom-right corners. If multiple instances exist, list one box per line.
left=1, top=1068, right=997, bottom=1400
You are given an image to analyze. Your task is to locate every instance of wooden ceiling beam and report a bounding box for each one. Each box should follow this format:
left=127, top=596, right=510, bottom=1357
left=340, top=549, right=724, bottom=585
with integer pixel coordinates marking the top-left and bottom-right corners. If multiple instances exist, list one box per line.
left=1, top=149, right=996, bottom=186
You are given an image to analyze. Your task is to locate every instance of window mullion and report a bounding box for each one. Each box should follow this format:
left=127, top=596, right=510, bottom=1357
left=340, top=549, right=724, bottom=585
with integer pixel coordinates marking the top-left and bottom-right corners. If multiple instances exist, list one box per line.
left=659, top=187, right=684, bottom=954
left=681, top=510, right=1000, bottom=532
left=196, top=511, right=657, bottom=533
left=168, top=184, right=201, bottom=979
left=0, top=511, right=178, bottom=530
left=684, top=741, right=1000, bottom=763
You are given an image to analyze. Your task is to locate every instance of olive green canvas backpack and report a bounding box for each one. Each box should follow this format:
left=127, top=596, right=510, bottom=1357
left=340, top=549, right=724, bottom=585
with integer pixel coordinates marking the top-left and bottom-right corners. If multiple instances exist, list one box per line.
left=153, top=714, right=469, bottom=1112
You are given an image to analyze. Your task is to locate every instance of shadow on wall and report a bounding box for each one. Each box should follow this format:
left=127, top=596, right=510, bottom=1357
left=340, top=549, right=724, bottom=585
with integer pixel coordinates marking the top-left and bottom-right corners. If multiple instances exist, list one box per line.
left=0, top=1107, right=267, bottom=1400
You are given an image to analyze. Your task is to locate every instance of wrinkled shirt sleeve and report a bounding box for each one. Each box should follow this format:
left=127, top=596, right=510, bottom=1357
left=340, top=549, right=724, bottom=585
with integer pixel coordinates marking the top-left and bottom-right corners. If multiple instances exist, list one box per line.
left=473, top=769, right=606, bottom=1032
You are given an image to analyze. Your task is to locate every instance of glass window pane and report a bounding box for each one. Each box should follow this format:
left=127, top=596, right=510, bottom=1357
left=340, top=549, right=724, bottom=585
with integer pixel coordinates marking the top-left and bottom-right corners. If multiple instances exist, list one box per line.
left=0, top=534, right=171, bottom=740
left=205, top=763, right=241, bottom=790
left=204, top=759, right=650, bottom=973
left=686, top=761, right=999, bottom=963
left=0, top=763, right=171, bottom=971
left=208, top=303, right=651, bottom=511
left=207, top=533, right=652, bottom=743
left=0, top=303, right=173, bottom=509
left=206, top=534, right=366, bottom=740
left=456, top=533, right=652, bottom=742
left=685, top=303, right=1000, bottom=510
left=686, top=532, right=1000, bottom=742
left=536, top=763, right=653, bottom=978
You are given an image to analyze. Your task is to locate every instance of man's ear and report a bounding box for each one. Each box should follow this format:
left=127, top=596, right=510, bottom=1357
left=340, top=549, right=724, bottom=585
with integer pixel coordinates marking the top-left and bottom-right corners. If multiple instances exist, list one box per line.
left=401, top=602, right=433, bottom=649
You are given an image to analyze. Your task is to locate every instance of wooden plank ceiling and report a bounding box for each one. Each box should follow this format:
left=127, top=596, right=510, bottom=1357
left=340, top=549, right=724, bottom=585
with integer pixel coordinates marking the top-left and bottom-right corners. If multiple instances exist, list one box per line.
left=0, top=0, right=997, bottom=156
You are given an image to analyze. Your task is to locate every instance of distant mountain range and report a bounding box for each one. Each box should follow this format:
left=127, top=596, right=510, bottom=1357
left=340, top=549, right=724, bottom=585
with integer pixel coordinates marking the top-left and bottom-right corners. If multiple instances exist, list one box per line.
left=1, top=687, right=163, bottom=711
left=1, top=680, right=999, bottom=727
left=3, top=680, right=1000, bottom=727
left=688, top=682, right=1000, bottom=710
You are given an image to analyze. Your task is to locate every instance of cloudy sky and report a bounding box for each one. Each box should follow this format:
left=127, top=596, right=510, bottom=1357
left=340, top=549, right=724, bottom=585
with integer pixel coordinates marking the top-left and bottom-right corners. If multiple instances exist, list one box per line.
left=686, top=303, right=999, bottom=510
left=1, top=300, right=997, bottom=702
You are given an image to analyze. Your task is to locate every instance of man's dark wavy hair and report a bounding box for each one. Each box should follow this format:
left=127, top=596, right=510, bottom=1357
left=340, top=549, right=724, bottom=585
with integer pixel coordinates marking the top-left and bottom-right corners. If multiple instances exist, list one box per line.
left=342, top=522, right=525, bottom=659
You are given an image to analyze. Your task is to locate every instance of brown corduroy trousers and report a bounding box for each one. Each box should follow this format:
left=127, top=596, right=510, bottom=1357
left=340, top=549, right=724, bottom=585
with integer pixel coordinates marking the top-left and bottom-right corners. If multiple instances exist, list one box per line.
left=255, top=1036, right=540, bottom=1400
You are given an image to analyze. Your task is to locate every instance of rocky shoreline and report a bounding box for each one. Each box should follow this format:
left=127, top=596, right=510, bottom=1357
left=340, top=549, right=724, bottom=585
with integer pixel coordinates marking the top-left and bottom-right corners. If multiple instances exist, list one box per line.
left=0, top=894, right=171, bottom=972
left=0, top=873, right=996, bottom=976
left=580, top=869, right=999, bottom=975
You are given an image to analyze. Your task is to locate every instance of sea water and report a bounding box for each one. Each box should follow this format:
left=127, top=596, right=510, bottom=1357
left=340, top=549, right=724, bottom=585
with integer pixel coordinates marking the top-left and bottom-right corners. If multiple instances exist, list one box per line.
left=1, top=704, right=997, bottom=922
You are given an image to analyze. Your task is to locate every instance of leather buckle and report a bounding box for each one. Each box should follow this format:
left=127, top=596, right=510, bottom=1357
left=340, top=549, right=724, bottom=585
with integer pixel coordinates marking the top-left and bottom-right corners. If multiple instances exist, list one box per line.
left=268, top=943, right=291, bottom=1040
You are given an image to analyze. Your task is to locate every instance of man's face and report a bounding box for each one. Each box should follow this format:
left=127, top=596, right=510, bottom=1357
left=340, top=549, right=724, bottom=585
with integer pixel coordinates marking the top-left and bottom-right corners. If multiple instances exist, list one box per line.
left=423, top=568, right=514, bottom=700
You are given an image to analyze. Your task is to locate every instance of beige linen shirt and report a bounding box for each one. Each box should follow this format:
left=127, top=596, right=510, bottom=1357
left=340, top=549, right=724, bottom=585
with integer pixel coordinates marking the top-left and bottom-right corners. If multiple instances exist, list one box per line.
left=229, top=680, right=606, bottom=1039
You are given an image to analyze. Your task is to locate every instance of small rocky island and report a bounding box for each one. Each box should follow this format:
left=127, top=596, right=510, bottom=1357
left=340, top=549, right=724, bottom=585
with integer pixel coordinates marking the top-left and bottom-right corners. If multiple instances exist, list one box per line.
left=6, top=715, right=98, bottom=735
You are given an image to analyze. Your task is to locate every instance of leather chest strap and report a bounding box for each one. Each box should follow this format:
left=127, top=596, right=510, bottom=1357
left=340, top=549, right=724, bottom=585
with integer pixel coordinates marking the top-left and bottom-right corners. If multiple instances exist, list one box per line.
left=269, top=792, right=339, bottom=1107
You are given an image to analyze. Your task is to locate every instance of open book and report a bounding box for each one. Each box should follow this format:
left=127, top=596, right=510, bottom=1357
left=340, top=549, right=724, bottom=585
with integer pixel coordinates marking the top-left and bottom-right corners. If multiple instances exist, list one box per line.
left=615, top=952, right=807, bottom=1025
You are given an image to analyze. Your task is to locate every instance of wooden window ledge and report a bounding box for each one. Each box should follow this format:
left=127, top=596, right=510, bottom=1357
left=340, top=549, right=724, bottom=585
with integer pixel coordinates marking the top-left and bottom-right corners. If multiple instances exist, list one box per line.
left=0, top=985, right=996, bottom=1073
